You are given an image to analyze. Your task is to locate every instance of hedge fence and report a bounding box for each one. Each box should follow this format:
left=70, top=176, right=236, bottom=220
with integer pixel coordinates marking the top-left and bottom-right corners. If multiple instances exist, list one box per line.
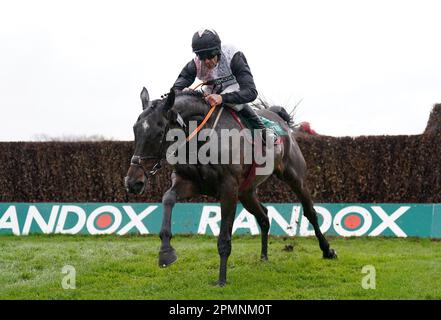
left=1, top=104, right=440, bottom=203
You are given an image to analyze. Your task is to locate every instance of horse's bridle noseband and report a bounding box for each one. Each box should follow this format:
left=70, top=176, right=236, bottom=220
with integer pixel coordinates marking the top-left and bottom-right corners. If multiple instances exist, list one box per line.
left=130, top=155, right=163, bottom=178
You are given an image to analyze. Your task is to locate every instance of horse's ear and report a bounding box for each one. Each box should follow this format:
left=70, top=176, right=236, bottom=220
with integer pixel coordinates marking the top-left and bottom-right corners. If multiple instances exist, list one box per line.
left=164, top=88, right=175, bottom=111
left=140, top=87, right=150, bottom=110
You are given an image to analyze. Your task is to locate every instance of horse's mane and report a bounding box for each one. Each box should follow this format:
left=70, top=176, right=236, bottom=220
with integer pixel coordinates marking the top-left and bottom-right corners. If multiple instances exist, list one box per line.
left=175, top=90, right=205, bottom=99
left=173, top=90, right=210, bottom=119
left=138, top=91, right=209, bottom=122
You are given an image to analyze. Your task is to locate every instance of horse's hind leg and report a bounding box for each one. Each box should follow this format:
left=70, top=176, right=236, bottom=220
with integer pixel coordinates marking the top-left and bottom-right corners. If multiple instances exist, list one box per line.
left=280, top=168, right=337, bottom=259
left=239, top=190, right=270, bottom=261
left=217, top=186, right=238, bottom=286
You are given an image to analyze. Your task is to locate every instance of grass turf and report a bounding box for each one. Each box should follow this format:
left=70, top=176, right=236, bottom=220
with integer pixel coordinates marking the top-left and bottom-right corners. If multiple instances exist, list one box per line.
left=0, top=234, right=441, bottom=300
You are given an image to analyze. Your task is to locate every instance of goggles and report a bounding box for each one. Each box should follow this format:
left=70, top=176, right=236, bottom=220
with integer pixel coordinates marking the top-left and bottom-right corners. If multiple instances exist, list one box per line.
left=197, top=50, right=219, bottom=60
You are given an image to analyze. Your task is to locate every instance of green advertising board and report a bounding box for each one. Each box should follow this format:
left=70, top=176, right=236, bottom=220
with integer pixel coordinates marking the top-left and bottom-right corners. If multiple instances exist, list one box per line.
left=0, top=203, right=440, bottom=237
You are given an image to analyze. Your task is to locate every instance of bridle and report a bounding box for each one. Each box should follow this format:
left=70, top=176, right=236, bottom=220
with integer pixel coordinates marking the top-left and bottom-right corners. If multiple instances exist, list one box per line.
left=130, top=123, right=169, bottom=179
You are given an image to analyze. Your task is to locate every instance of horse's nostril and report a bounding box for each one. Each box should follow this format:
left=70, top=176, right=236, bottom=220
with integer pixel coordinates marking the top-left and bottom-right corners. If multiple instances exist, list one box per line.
left=127, top=180, right=145, bottom=194
left=134, top=181, right=145, bottom=192
left=124, top=176, right=145, bottom=194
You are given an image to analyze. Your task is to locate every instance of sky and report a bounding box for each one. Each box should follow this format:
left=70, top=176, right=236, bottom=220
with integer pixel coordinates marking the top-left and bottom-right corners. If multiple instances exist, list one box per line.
left=0, top=0, right=440, bottom=141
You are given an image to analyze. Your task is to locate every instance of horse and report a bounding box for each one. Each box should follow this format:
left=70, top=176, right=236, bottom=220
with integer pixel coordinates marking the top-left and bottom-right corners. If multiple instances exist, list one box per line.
left=124, top=87, right=337, bottom=286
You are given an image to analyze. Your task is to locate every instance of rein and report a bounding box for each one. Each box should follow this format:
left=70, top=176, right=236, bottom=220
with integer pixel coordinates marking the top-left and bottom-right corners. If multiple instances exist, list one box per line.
left=186, top=104, right=217, bottom=141
left=185, top=81, right=218, bottom=142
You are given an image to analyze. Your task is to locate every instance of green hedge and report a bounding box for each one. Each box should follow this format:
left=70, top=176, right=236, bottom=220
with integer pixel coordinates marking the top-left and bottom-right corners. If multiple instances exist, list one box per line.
left=1, top=133, right=440, bottom=203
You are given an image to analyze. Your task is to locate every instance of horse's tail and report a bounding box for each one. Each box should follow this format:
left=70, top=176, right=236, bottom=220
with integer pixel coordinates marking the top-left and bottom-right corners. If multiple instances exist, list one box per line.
left=268, top=106, right=294, bottom=128
left=251, top=96, right=295, bottom=129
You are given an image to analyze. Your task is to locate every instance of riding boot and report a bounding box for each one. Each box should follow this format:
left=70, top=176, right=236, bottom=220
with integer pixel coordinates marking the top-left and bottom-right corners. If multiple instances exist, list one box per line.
left=238, top=104, right=275, bottom=145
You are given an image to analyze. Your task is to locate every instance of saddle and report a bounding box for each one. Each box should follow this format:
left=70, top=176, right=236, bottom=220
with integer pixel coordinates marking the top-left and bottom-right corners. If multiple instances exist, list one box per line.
left=226, top=108, right=286, bottom=145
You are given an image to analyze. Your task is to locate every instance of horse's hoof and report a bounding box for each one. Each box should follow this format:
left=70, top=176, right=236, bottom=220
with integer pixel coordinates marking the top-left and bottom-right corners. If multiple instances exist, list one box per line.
left=323, top=248, right=337, bottom=259
left=158, top=248, right=178, bottom=267
left=217, top=280, right=227, bottom=287
left=261, top=255, right=269, bottom=262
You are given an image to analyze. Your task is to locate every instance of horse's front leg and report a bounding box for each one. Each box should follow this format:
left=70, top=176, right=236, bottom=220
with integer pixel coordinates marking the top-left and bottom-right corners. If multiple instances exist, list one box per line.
left=158, top=187, right=178, bottom=267
left=158, top=173, right=197, bottom=267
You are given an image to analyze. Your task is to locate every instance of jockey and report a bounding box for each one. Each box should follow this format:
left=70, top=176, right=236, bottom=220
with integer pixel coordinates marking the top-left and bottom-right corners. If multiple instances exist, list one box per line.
left=173, top=28, right=275, bottom=144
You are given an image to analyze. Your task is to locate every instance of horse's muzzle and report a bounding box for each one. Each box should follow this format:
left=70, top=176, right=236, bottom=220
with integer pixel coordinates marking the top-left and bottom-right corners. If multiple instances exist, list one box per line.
left=124, top=176, right=146, bottom=195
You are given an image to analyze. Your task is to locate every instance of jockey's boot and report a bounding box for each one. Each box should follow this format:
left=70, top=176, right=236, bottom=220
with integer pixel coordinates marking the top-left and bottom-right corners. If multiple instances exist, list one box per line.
left=239, top=104, right=276, bottom=145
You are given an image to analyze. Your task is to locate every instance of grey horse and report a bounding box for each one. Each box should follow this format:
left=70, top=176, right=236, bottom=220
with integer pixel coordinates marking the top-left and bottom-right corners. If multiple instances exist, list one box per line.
left=124, top=87, right=336, bottom=286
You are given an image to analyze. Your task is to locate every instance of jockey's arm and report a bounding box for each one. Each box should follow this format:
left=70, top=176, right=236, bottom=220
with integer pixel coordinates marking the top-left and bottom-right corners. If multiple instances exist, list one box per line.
left=220, top=52, right=258, bottom=105
left=173, top=60, right=197, bottom=91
